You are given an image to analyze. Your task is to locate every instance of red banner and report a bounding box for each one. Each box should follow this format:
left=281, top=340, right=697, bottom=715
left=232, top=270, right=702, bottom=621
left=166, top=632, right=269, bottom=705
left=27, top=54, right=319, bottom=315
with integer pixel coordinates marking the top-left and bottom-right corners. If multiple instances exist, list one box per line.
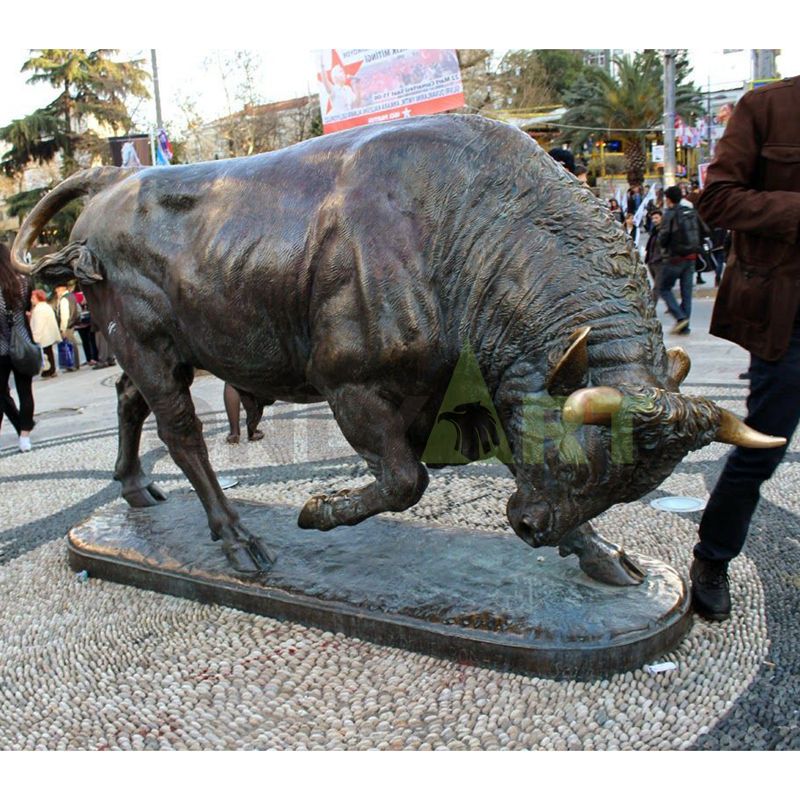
left=315, top=49, right=465, bottom=134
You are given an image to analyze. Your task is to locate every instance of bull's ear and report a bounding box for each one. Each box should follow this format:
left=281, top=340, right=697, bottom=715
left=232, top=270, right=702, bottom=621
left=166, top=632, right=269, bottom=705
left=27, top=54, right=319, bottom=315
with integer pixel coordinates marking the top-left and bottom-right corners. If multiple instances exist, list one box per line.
left=547, top=326, right=591, bottom=396
left=666, top=346, right=691, bottom=390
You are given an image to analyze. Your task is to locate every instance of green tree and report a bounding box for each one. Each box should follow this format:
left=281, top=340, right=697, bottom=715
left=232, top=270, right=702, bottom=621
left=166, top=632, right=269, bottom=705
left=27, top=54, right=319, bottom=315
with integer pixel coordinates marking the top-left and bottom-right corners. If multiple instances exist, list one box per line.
left=1, top=49, right=150, bottom=177
left=5, top=186, right=81, bottom=244
left=492, top=50, right=554, bottom=109
left=559, top=50, right=701, bottom=186
left=0, top=49, right=150, bottom=245
left=456, top=49, right=495, bottom=111
left=308, top=105, right=324, bottom=138
left=532, top=50, right=592, bottom=104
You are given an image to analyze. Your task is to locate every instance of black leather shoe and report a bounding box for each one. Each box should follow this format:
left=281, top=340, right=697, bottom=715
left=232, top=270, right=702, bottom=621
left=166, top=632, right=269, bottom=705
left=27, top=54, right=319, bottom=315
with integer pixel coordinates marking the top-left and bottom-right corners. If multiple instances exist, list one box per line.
left=690, top=557, right=731, bottom=621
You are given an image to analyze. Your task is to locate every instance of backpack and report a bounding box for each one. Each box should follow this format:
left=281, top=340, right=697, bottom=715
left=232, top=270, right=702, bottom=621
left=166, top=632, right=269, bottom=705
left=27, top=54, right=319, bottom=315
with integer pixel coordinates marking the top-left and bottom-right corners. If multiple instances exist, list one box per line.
left=668, top=205, right=703, bottom=256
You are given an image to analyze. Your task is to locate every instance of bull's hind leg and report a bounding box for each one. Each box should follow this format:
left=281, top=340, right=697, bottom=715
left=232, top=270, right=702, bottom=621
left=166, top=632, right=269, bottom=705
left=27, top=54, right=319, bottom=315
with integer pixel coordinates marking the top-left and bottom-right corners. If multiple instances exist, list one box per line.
left=298, top=386, right=429, bottom=530
left=112, top=346, right=274, bottom=575
left=114, top=372, right=167, bottom=507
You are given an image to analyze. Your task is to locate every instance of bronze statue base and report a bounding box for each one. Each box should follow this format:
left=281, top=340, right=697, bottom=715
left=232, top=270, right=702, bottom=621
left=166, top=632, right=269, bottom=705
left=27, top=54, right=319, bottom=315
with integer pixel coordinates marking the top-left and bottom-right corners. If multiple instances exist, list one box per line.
left=66, top=494, right=691, bottom=679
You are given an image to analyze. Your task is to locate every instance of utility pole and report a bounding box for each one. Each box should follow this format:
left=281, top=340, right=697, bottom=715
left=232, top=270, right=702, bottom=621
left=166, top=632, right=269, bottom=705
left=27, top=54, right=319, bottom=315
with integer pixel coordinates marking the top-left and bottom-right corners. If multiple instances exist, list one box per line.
left=663, top=49, right=677, bottom=189
left=151, top=49, right=164, bottom=129
left=706, top=76, right=713, bottom=162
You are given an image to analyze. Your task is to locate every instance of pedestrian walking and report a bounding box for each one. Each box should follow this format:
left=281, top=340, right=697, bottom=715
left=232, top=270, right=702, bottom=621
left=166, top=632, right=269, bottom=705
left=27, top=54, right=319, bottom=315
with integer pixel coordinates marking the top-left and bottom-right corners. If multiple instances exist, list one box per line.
left=709, top=227, right=728, bottom=287
left=548, top=147, right=576, bottom=175
left=0, top=243, right=36, bottom=451
left=223, top=383, right=266, bottom=444
left=92, top=326, right=117, bottom=370
left=645, top=188, right=664, bottom=232
left=622, top=212, right=640, bottom=248
left=690, top=75, right=800, bottom=621
left=625, top=185, right=643, bottom=216
left=607, top=197, right=624, bottom=224
left=644, top=209, right=665, bottom=304
left=29, top=289, right=60, bottom=378
left=54, top=283, right=82, bottom=370
left=658, top=185, right=706, bottom=334
left=73, top=289, right=98, bottom=366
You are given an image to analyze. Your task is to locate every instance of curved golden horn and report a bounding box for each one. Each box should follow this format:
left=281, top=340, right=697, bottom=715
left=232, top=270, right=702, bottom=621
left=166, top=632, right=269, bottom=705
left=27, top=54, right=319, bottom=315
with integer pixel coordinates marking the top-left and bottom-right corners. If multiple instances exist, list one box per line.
left=715, top=408, right=787, bottom=449
left=562, top=387, right=624, bottom=425
left=547, top=326, right=591, bottom=395
left=666, top=347, right=691, bottom=389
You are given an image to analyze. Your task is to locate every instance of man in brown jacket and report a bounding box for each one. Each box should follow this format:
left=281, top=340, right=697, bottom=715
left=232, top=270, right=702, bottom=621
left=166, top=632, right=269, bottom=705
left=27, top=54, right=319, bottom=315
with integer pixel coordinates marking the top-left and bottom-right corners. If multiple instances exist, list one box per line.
left=691, top=75, right=800, bottom=620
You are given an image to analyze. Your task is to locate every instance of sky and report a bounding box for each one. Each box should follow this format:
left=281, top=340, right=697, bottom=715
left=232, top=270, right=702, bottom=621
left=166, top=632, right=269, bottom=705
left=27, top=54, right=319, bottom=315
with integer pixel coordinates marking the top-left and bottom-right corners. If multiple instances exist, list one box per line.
left=0, top=48, right=321, bottom=132
left=2, top=2, right=798, bottom=135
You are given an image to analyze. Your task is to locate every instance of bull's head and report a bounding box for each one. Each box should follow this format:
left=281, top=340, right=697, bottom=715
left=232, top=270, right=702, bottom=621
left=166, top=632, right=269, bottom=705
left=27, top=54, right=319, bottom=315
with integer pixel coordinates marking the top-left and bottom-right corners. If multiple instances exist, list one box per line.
left=505, top=326, right=785, bottom=547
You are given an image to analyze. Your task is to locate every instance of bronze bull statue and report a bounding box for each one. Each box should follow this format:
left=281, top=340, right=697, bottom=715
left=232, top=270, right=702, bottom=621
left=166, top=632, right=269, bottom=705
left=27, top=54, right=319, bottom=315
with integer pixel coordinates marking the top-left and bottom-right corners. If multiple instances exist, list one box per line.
left=11, top=115, right=783, bottom=584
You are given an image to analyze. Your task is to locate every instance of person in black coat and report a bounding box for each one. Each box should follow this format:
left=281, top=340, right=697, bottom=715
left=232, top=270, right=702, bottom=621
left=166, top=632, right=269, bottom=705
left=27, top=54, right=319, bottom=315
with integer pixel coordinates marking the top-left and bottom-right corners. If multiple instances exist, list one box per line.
left=644, top=209, right=665, bottom=304
left=0, top=243, right=35, bottom=451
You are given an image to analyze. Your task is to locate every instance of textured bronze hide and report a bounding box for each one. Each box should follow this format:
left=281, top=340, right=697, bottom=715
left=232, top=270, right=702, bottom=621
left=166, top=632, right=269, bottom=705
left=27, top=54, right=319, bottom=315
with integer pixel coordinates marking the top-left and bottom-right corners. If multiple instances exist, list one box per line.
left=11, top=115, right=782, bottom=582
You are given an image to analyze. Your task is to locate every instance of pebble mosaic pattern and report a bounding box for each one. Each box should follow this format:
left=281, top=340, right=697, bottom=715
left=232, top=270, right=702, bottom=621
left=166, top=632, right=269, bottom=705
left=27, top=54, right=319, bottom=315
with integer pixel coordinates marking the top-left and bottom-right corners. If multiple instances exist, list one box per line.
left=0, top=388, right=797, bottom=749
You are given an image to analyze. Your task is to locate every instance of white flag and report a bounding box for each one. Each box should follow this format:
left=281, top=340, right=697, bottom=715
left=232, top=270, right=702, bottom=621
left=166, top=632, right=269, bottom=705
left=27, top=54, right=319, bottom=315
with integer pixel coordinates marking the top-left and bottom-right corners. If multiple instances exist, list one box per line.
left=633, top=182, right=659, bottom=228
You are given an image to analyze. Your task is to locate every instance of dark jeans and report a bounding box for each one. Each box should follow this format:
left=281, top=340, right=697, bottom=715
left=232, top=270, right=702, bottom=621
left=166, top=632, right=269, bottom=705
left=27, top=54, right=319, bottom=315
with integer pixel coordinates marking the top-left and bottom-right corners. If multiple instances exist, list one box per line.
left=711, top=250, right=725, bottom=284
left=695, top=321, right=800, bottom=562
left=76, top=326, right=98, bottom=363
left=647, top=262, right=662, bottom=304
left=42, top=344, right=56, bottom=377
left=94, top=329, right=116, bottom=365
left=0, top=354, right=34, bottom=433
left=659, top=259, right=694, bottom=323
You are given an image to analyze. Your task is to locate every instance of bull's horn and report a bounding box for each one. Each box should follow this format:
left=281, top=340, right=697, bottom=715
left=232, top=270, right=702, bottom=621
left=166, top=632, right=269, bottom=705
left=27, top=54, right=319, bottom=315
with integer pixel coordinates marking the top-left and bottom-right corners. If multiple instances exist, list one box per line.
left=562, top=387, right=623, bottom=425
left=666, top=347, right=691, bottom=389
left=547, top=326, right=591, bottom=396
left=716, top=408, right=787, bottom=449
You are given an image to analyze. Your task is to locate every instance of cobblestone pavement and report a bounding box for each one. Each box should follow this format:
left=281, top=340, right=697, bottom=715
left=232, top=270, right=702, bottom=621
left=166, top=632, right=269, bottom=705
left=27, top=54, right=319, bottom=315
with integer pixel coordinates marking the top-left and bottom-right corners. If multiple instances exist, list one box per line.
left=1, top=370, right=798, bottom=750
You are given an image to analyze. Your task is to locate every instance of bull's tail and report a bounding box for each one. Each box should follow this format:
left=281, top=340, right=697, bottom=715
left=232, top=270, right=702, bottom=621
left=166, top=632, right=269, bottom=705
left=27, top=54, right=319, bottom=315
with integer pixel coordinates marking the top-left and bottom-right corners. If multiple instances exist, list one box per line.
left=10, top=166, right=140, bottom=284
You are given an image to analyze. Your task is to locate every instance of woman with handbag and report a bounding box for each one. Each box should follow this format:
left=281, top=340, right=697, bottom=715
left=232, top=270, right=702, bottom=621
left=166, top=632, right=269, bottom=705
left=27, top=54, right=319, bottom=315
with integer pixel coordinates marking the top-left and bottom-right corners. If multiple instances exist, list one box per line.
left=0, top=243, right=37, bottom=452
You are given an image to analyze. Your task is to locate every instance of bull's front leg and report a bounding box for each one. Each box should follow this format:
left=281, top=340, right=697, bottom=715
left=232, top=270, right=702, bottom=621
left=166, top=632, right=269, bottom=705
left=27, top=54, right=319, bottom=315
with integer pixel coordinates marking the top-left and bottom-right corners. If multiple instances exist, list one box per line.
left=506, top=491, right=645, bottom=587
left=297, top=385, right=429, bottom=530
left=149, top=388, right=275, bottom=574
left=558, top=522, right=645, bottom=587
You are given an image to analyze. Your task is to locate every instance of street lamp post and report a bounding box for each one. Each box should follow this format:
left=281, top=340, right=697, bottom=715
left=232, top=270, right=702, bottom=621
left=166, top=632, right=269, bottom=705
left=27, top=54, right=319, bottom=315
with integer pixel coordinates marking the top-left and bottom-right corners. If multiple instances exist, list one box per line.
left=150, top=49, right=164, bottom=166
left=663, top=50, right=677, bottom=189
left=151, top=49, right=164, bottom=130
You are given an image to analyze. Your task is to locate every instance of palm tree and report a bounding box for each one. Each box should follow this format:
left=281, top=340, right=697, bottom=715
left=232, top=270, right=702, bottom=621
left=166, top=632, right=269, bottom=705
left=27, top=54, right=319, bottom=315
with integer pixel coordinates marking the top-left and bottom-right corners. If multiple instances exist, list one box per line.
left=559, top=51, right=701, bottom=186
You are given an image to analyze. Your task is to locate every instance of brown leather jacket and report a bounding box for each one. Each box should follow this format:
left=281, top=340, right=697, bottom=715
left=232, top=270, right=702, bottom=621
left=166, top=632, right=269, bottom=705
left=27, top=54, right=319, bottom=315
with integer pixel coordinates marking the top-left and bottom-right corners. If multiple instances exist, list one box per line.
left=698, top=75, right=800, bottom=361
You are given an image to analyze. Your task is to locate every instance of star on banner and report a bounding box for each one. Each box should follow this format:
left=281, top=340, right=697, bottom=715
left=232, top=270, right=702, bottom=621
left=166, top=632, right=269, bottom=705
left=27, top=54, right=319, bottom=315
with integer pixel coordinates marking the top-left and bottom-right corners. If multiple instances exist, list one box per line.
left=402, top=107, right=412, bottom=118
left=317, top=49, right=364, bottom=114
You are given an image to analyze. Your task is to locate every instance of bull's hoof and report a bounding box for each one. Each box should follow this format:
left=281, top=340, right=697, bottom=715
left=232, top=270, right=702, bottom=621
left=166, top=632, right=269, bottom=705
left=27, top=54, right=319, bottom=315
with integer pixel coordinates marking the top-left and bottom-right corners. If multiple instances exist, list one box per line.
left=298, top=490, right=355, bottom=531
left=121, top=482, right=168, bottom=508
left=298, top=495, right=340, bottom=530
left=577, top=546, right=646, bottom=587
left=222, top=534, right=276, bottom=575
left=559, top=527, right=646, bottom=587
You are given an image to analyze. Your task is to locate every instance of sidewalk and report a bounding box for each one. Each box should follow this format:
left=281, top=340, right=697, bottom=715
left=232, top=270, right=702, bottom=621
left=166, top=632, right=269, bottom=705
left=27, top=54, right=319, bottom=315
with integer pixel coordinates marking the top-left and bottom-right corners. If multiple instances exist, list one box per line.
left=2, top=294, right=795, bottom=751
